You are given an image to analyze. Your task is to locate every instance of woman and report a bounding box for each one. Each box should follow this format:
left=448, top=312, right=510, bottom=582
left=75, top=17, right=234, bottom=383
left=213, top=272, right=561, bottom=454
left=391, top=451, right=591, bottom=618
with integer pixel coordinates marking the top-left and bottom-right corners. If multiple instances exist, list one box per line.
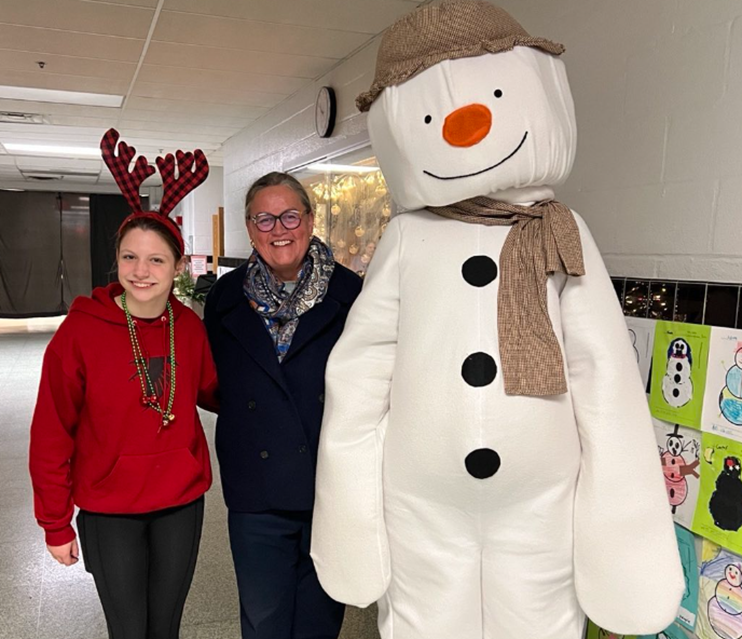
left=29, top=129, right=217, bottom=639
left=204, top=172, right=362, bottom=639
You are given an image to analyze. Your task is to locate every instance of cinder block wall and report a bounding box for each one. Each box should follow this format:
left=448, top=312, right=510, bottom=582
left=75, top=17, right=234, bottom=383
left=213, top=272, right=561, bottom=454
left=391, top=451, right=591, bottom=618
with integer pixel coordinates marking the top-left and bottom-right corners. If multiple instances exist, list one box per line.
left=507, top=0, right=742, bottom=282
left=224, top=0, right=742, bottom=283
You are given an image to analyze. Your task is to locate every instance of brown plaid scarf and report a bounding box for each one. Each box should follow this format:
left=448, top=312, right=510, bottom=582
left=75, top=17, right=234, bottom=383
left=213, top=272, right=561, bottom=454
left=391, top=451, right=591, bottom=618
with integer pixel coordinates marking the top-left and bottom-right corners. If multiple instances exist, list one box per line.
left=427, top=196, right=585, bottom=396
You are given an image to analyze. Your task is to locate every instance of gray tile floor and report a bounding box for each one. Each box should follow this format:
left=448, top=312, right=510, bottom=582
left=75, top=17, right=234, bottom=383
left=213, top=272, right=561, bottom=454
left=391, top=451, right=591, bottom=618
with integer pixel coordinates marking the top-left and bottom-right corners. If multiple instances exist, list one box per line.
left=0, top=325, right=379, bottom=639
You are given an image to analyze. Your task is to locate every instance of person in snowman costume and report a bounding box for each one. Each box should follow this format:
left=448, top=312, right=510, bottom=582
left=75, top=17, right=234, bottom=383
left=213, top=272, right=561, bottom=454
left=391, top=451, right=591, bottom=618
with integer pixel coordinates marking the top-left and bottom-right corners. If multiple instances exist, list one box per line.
left=311, top=2, right=683, bottom=638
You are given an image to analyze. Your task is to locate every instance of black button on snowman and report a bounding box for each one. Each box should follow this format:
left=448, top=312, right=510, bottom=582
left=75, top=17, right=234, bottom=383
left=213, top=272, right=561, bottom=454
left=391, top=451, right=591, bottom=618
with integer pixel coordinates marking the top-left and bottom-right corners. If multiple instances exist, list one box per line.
left=461, top=255, right=501, bottom=479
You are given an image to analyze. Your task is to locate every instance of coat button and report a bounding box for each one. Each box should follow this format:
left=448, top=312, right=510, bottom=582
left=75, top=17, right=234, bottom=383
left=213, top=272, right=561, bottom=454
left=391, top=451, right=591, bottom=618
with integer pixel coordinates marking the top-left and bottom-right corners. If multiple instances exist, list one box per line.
left=318, top=393, right=325, bottom=403
left=299, top=445, right=307, bottom=453
left=260, top=450, right=269, bottom=459
left=248, top=401, right=256, bottom=410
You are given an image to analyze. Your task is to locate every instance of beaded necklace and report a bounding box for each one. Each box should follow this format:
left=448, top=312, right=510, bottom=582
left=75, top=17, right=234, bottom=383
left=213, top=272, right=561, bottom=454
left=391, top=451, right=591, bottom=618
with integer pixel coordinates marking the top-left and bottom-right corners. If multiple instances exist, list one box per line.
left=121, top=291, right=176, bottom=428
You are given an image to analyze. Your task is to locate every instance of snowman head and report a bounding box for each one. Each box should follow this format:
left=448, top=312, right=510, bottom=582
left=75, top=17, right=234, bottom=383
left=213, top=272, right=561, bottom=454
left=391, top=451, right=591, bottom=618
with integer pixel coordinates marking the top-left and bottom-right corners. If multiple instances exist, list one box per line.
left=667, top=338, right=692, bottom=365
left=667, top=434, right=684, bottom=457
left=359, top=1, right=575, bottom=209
left=726, top=563, right=742, bottom=587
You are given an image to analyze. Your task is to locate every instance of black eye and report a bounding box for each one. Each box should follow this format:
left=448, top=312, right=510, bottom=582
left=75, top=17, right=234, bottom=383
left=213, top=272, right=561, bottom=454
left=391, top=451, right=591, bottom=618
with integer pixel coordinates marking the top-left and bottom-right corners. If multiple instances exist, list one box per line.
left=424, top=115, right=432, bottom=124
left=494, top=89, right=503, bottom=98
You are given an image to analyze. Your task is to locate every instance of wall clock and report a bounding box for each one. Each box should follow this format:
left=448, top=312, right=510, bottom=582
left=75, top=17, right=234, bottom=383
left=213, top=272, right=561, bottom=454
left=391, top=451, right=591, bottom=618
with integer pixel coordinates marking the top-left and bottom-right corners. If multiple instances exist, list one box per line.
left=315, top=86, right=337, bottom=138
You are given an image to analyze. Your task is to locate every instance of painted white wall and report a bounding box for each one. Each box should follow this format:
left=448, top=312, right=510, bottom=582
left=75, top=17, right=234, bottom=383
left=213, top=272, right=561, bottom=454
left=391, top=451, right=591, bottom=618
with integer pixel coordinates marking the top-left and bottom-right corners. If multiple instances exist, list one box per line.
left=181, top=165, right=224, bottom=256
left=224, top=0, right=742, bottom=282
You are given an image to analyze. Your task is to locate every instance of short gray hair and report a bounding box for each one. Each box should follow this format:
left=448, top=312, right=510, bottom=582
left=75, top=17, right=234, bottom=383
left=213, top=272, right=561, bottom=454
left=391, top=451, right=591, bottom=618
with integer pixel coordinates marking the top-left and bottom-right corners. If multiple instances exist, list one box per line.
left=244, top=172, right=312, bottom=220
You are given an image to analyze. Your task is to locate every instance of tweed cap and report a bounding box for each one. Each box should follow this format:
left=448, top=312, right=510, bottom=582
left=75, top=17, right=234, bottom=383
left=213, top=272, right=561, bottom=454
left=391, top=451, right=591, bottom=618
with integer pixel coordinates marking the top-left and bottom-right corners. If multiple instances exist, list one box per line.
left=356, top=0, right=565, bottom=112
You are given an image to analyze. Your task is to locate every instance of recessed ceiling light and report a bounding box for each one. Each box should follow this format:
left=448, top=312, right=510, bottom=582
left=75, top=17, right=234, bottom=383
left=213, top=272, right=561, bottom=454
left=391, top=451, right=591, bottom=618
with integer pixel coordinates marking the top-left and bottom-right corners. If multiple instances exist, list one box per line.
left=0, top=85, right=123, bottom=108
left=4, top=142, right=100, bottom=157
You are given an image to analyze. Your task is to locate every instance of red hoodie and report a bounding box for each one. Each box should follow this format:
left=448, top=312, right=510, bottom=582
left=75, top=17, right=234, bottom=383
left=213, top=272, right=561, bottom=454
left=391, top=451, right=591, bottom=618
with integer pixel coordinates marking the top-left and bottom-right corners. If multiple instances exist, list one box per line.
left=29, top=283, right=218, bottom=546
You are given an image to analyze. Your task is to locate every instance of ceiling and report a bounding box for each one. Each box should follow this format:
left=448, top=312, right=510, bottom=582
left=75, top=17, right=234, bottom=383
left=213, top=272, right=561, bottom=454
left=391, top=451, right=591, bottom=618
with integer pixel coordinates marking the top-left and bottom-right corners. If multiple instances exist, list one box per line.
left=0, top=0, right=425, bottom=190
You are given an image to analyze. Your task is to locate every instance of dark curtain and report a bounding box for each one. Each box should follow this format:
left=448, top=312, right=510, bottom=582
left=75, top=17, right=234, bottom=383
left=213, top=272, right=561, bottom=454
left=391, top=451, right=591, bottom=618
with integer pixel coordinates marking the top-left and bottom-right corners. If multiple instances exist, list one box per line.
left=0, top=191, right=65, bottom=317
left=0, top=191, right=93, bottom=317
left=61, top=193, right=93, bottom=307
left=89, top=194, right=131, bottom=289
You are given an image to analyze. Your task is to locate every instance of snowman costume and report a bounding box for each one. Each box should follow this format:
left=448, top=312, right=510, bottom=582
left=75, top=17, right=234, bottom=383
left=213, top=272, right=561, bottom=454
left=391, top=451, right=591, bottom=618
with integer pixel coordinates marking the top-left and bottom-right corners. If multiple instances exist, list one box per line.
left=311, top=3, right=683, bottom=638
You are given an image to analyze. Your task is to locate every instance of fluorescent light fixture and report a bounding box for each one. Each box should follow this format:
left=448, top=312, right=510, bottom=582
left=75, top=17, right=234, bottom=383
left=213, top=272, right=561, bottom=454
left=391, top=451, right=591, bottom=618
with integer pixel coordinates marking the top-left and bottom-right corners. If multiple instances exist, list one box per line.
left=305, top=163, right=378, bottom=174
left=0, top=85, right=123, bottom=108
left=0, top=187, right=24, bottom=191
left=4, top=142, right=100, bottom=157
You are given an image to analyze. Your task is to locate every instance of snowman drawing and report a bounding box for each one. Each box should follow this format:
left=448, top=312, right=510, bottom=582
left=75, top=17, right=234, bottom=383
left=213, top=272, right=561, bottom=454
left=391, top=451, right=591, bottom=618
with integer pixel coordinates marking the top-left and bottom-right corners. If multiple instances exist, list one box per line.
left=708, top=562, right=742, bottom=639
left=659, top=425, right=699, bottom=514
left=710, top=457, right=742, bottom=531
left=662, top=338, right=693, bottom=408
left=311, top=2, right=682, bottom=638
left=720, top=347, right=742, bottom=426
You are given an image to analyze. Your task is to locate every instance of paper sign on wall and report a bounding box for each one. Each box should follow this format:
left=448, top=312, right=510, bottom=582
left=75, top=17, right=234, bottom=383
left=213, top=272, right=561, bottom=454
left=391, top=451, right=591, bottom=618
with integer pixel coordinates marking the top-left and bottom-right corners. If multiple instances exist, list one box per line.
left=190, top=255, right=208, bottom=277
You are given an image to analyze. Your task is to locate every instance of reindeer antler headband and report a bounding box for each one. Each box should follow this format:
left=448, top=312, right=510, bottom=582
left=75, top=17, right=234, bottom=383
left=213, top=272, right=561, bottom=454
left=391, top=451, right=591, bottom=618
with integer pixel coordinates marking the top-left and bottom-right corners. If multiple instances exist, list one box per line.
left=100, top=128, right=210, bottom=254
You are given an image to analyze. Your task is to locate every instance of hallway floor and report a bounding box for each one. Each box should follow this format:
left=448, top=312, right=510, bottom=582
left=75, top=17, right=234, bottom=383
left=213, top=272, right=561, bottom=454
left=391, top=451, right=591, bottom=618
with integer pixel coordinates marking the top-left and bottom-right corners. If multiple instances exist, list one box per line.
left=0, top=322, right=378, bottom=639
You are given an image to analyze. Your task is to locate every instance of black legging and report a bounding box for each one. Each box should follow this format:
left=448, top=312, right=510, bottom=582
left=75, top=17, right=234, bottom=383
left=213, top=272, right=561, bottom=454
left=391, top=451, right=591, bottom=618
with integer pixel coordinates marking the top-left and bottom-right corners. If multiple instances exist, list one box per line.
left=77, top=497, right=204, bottom=639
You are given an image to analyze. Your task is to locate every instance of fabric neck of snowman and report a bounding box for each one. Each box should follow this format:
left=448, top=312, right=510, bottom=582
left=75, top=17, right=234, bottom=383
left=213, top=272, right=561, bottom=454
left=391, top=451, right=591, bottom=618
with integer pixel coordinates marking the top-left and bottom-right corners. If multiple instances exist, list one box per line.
left=427, top=196, right=584, bottom=396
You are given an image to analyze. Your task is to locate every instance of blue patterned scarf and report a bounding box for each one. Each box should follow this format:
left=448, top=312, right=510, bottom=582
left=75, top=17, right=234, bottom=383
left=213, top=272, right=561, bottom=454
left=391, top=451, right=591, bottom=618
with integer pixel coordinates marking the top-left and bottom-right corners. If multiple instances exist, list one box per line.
left=243, top=237, right=335, bottom=361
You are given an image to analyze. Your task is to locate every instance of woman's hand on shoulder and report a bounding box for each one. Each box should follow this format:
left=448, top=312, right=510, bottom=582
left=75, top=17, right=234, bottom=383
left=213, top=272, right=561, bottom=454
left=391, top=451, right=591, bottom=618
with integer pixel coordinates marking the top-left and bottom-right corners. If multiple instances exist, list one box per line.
left=47, top=539, right=79, bottom=566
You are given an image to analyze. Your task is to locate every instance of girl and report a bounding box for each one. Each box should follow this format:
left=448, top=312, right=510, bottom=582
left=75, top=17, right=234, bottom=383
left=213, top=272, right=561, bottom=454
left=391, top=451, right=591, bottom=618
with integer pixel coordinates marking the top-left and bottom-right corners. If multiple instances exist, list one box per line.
left=29, top=129, right=217, bottom=639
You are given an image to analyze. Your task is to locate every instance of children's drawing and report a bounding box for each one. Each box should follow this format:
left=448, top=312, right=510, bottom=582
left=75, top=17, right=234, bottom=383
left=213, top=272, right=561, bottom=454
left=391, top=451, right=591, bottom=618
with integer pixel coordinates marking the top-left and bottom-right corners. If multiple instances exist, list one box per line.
left=693, top=433, right=742, bottom=556
left=625, top=317, right=656, bottom=391
left=702, top=329, right=742, bottom=444
left=653, top=419, right=701, bottom=528
left=674, top=524, right=699, bottom=630
left=710, top=457, right=742, bottom=532
left=697, top=539, right=742, bottom=639
left=638, top=623, right=690, bottom=639
left=662, top=338, right=694, bottom=408
left=585, top=620, right=636, bottom=639
left=650, top=321, right=711, bottom=429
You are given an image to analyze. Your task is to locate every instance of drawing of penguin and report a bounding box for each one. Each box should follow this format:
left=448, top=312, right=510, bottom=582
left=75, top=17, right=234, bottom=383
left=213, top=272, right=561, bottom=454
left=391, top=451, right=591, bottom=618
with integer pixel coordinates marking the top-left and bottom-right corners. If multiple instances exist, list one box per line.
left=720, top=347, right=742, bottom=426
left=659, top=425, right=699, bottom=514
left=710, top=456, right=742, bottom=531
left=662, top=338, right=693, bottom=408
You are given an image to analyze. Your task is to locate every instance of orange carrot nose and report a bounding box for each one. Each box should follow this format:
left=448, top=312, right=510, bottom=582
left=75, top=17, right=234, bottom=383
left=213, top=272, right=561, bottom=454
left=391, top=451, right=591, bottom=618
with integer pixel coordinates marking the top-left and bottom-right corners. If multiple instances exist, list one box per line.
left=442, top=104, right=492, bottom=147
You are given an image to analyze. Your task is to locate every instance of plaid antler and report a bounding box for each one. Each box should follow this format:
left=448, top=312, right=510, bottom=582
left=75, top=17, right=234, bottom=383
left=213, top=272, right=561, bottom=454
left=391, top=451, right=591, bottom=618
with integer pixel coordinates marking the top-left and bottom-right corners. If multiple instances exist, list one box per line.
left=100, top=128, right=156, bottom=213
left=156, top=149, right=209, bottom=216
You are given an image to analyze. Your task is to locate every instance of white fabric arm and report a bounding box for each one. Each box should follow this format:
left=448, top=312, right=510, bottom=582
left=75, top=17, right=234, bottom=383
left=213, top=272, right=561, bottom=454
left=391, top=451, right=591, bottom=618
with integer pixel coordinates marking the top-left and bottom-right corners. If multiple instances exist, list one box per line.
left=311, top=216, right=401, bottom=607
left=562, top=213, right=684, bottom=634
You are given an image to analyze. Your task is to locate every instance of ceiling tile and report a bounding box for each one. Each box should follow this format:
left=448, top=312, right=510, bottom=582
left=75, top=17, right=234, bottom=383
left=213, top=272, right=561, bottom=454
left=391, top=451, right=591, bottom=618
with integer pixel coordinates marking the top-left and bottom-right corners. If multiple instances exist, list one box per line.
left=85, top=0, right=159, bottom=7
left=0, top=25, right=144, bottom=62
left=2, top=0, right=155, bottom=39
left=115, top=127, right=225, bottom=146
left=0, top=70, right=129, bottom=95
left=0, top=99, right=117, bottom=118
left=119, top=117, right=242, bottom=136
left=164, top=0, right=419, bottom=34
left=136, top=64, right=307, bottom=95
left=153, top=11, right=369, bottom=59
left=125, top=96, right=266, bottom=119
left=131, top=81, right=287, bottom=108
left=0, top=50, right=137, bottom=82
left=145, top=42, right=334, bottom=79
left=121, top=108, right=253, bottom=128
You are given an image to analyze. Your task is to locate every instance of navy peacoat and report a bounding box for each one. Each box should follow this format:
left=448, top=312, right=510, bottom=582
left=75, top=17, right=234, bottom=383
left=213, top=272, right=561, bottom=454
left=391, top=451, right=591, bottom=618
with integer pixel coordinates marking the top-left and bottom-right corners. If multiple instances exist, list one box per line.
left=203, top=261, right=362, bottom=513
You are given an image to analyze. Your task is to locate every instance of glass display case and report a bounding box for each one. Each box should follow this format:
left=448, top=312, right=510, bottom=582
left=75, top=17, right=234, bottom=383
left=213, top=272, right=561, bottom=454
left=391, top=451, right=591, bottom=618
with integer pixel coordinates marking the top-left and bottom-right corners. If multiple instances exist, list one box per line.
left=290, top=147, right=396, bottom=277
